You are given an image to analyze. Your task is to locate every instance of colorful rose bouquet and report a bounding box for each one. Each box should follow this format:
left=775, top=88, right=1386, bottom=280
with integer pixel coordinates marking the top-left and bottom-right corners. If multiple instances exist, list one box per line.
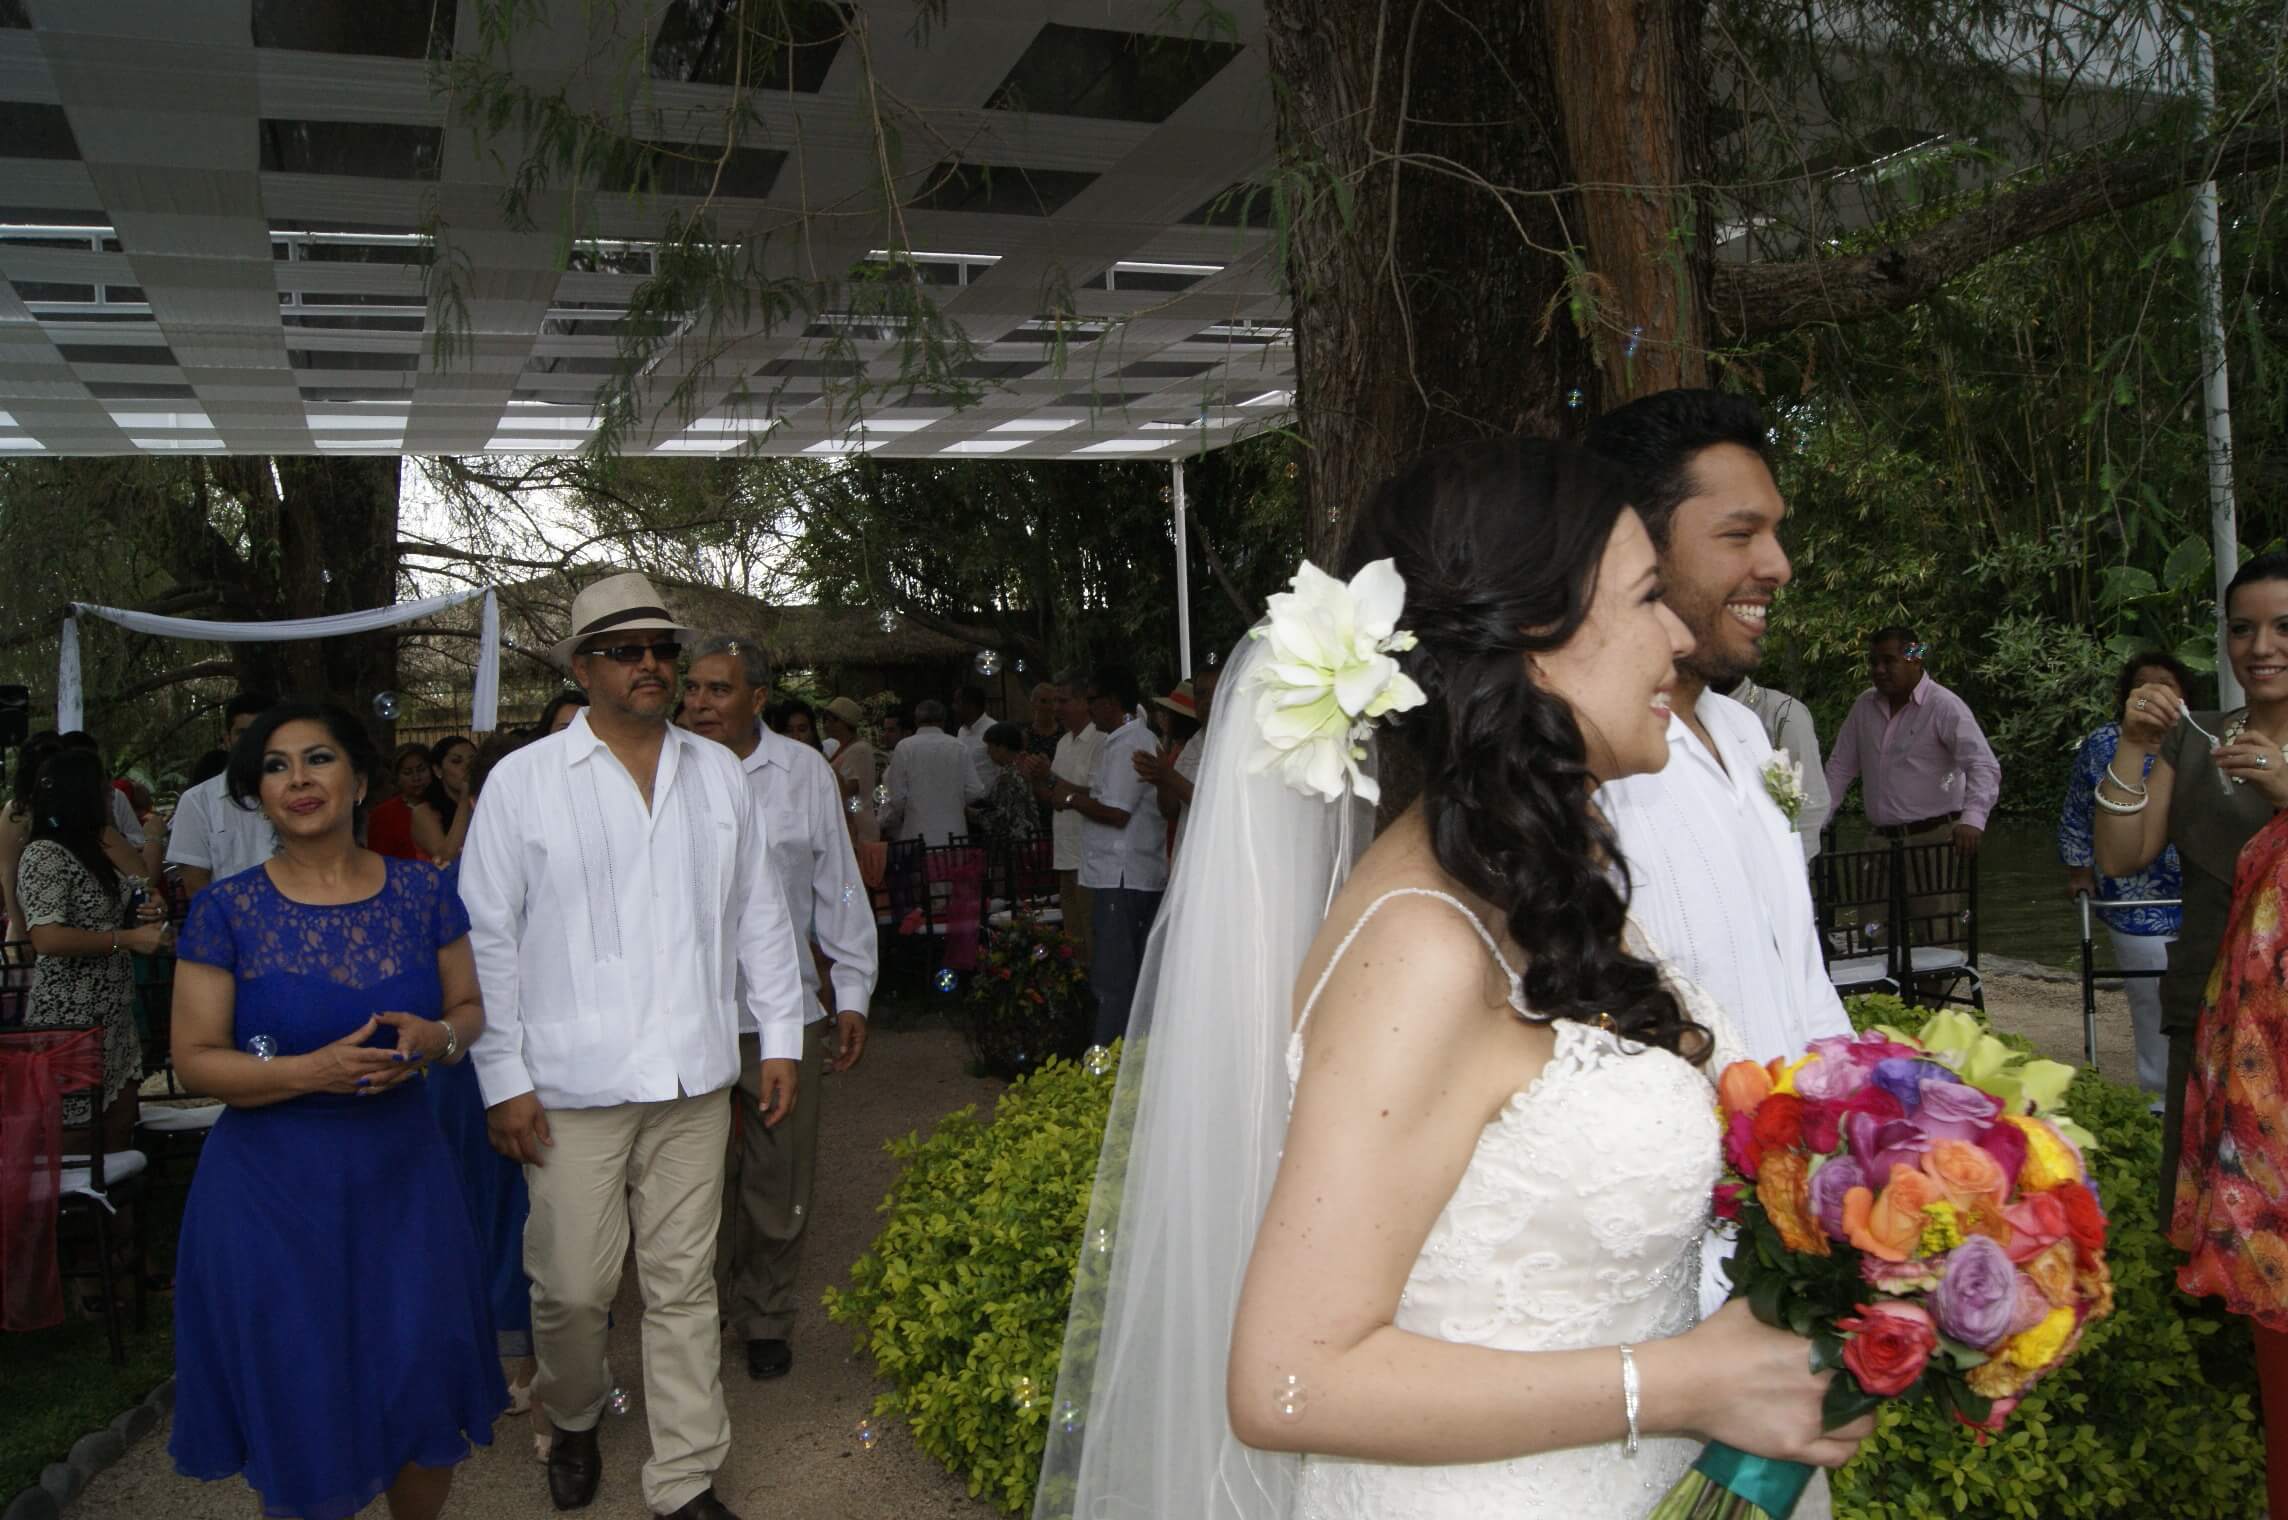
left=1647, top=1010, right=2111, bottom=1519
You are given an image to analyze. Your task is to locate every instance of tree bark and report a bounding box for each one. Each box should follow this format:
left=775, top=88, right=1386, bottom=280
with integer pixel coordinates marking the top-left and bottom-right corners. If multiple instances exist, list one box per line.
left=1266, top=0, right=1595, bottom=565
left=1542, top=0, right=1711, bottom=397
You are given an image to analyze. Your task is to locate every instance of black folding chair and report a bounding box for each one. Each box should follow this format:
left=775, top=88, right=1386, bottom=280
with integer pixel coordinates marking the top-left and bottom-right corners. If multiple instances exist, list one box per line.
left=1896, top=841, right=1983, bottom=1010
left=1812, top=843, right=1901, bottom=997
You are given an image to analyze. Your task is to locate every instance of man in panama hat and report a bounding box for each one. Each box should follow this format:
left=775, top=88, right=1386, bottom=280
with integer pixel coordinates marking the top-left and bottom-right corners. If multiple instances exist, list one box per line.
left=462, top=571, right=808, bottom=1520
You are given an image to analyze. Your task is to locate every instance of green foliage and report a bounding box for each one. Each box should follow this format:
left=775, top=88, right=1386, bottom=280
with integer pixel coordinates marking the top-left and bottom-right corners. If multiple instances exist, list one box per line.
left=1831, top=996, right=2265, bottom=1519
left=0, top=1315, right=173, bottom=1499
left=824, top=1049, right=1121, bottom=1514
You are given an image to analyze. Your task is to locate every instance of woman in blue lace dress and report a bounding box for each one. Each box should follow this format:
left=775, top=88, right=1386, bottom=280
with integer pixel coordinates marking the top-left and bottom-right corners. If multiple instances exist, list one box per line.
left=167, top=702, right=505, bottom=1520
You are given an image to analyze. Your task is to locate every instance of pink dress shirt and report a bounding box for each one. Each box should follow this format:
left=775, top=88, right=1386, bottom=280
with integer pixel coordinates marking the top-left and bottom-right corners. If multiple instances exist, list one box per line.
left=1822, top=675, right=2001, bottom=830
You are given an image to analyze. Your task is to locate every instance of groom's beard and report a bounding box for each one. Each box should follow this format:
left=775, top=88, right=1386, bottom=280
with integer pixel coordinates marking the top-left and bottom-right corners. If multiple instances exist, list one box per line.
left=1672, top=593, right=1766, bottom=691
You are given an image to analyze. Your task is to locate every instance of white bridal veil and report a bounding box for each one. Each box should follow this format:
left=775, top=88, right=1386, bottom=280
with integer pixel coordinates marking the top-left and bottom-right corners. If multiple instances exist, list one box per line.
left=1034, top=632, right=1371, bottom=1520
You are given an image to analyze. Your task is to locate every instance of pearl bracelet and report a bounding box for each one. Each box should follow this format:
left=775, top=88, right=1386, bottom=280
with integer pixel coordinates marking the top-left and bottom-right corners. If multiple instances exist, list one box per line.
left=1619, top=1343, right=1641, bottom=1458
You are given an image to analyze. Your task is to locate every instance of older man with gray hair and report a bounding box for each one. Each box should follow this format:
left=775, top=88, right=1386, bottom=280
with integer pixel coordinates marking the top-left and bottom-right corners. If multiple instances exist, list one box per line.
left=680, top=634, right=877, bottom=1383
left=879, top=698, right=985, bottom=845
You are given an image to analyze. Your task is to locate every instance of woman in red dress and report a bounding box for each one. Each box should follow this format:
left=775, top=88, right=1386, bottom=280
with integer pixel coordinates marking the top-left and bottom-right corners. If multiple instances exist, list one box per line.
left=365, top=743, right=431, bottom=861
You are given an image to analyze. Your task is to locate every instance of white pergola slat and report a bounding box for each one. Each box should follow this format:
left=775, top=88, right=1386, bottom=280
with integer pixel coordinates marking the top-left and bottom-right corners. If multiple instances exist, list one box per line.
left=0, top=0, right=1290, bottom=460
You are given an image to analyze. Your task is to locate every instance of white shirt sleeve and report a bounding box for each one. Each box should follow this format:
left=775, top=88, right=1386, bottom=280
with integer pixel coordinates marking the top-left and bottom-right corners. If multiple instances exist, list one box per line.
left=459, top=780, right=534, bottom=1107
left=732, top=775, right=810, bottom=1063
left=880, top=746, right=910, bottom=834
left=1774, top=700, right=1831, bottom=862
left=109, top=788, right=144, bottom=848
left=163, top=782, right=215, bottom=872
left=803, top=756, right=879, bottom=1017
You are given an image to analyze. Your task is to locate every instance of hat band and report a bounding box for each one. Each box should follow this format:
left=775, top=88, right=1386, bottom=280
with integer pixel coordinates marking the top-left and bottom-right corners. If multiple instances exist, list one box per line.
left=573, top=605, right=673, bottom=641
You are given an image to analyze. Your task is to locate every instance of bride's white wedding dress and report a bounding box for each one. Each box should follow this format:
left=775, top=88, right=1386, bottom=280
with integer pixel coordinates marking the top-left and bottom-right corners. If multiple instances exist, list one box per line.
left=1284, top=888, right=1752, bottom=1520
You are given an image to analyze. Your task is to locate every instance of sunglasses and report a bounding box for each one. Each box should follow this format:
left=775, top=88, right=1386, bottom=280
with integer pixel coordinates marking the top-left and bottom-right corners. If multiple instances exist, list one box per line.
left=588, top=640, right=683, bottom=666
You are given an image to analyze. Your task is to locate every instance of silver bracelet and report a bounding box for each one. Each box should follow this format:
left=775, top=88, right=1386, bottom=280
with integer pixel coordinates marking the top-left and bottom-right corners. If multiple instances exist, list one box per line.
left=2103, top=760, right=2149, bottom=796
left=2092, top=785, right=2150, bottom=815
left=1618, top=1343, right=1640, bottom=1458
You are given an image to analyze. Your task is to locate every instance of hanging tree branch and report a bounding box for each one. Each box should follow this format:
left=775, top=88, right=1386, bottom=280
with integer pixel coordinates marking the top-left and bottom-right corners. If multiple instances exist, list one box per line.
left=1715, top=126, right=2288, bottom=338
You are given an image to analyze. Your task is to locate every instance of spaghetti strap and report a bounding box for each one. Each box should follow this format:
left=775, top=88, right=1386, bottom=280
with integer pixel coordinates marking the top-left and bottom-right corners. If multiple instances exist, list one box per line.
left=1294, top=887, right=1526, bottom=1041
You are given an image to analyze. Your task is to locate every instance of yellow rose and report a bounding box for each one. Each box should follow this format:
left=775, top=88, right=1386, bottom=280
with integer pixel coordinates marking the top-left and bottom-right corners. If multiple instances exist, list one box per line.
left=2004, top=1306, right=2077, bottom=1370
left=2005, top=1116, right=2081, bottom=1191
left=1771, top=1055, right=1815, bottom=1096
left=1967, top=1355, right=2034, bottom=1400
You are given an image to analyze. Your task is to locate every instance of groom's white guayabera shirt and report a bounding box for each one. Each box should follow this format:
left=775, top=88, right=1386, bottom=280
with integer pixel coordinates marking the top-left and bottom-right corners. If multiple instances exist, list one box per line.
left=459, top=712, right=809, bottom=1110
left=1600, top=689, right=1853, bottom=1064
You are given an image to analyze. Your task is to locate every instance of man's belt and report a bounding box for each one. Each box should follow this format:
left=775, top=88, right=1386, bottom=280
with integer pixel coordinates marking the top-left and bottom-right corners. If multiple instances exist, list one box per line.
left=1873, top=812, right=1963, bottom=839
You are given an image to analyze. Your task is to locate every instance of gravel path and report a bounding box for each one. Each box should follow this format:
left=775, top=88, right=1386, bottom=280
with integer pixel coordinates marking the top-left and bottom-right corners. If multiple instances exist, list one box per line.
left=73, top=1017, right=1010, bottom=1520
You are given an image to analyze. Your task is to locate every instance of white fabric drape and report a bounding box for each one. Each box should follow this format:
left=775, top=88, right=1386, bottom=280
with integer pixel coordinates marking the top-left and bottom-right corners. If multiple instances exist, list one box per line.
left=56, top=588, right=501, bottom=733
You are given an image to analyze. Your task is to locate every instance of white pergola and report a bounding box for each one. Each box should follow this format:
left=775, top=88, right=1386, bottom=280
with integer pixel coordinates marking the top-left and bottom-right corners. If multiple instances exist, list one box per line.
left=0, top=0, right=1292, bottom=462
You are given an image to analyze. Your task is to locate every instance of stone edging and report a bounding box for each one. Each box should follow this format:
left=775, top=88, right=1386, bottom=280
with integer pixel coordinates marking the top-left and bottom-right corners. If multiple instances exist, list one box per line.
left=1, top=1376, right=172, bottom=1520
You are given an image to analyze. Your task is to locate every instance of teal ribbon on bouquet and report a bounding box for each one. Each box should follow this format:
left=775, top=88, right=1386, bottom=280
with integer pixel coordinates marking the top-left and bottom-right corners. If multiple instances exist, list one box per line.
left=1644, top=1443, right=1813, bottom=1520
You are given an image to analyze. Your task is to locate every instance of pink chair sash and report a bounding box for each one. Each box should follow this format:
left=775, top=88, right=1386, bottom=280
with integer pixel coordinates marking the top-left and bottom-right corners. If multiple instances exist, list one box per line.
left=0, top=1027, right=104, bottom=1331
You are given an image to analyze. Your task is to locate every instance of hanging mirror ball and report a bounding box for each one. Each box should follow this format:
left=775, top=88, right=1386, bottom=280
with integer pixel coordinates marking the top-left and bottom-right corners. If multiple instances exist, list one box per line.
left=372, top=691, right=400, bottom=721
left=975, top=649, right=1003, bottom=677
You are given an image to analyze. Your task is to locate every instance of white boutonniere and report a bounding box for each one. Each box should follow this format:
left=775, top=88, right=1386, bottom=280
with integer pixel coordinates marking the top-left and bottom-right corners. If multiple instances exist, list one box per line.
left=1245, top=558, right=1427, bottom=804
left=1761, top=749, right=1808, bottom=827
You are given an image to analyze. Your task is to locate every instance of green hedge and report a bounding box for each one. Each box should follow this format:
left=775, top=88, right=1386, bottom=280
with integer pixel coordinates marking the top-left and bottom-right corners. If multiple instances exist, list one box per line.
left=823, top=1049, right=1119, bottom=1512
left=831, top=998, right=2266, bottom=1517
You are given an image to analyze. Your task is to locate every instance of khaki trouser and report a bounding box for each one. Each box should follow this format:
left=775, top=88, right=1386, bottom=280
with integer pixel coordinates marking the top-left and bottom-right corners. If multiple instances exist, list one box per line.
left=714, top=1025, right=828, bottom=1341
left=1058, top=869, right=1095, bottom=966
left=525, top=1091, right=732, bottom=1515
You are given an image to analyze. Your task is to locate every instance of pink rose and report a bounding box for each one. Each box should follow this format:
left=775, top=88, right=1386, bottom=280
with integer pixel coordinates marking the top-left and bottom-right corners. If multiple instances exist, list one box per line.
left=2002, top=1193, right=2069, bottom=1264
left=1793, top=1055, right=1868, bottom=1103
left=1724, top=1110, right=1764, bottom=1179
left=1973, top=1121, right=2028, bottom=1187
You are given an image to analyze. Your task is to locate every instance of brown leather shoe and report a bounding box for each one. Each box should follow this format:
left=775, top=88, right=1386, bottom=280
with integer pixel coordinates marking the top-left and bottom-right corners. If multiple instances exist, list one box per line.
left=545, top=1421, right=600, bottom=1511
left=657, top=1489, right=741, bottom=1520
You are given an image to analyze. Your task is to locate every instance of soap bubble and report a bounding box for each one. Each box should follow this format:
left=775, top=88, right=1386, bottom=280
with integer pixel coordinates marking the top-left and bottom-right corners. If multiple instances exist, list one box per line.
left=243, top=1034, right=278, bottom=1061
left=1015, top=658, right=1026, bottom=675
left=841, top=884, right=856, bottom=903
left=1056, top=1399, right=1083, bottom=1435
left=1271, top=1374, right=1308, bottom=1421
left=855, top=1417, right=877, bottom=1450
left=372, top=691, right=400, bottom=721
left=1083, top=1045, right=1114, bottom=1078
left=874, top=784, right=890, bottom=808
left=1031, top=943, right=1048, bottom=961
left=1566, top=388, right=1584, bottom=409
left=976, top=649, right=1003, bottom=677
left=1013, top=1375, right=1038, bottom=1411
left=877, top=609, right=898, bottom=634
left=320, top=568, right=333, bottom=585
left=1092, top=1227, right=1111, bottom=1255
left=847, top=795, right=861, bottom=815
left=607, top=1385, right=631, bottom=1415
left=934, top=968, right=959, bottom=994
left=1624, top=324, right=1643, bottom=358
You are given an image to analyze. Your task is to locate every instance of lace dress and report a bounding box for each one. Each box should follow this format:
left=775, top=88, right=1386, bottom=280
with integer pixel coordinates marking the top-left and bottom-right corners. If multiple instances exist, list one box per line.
left=168, top=861, right=506, bottom=1519
left=17, top=840, right=142, bottom=1126
left=1284, top=888, right=1749, bottom=1520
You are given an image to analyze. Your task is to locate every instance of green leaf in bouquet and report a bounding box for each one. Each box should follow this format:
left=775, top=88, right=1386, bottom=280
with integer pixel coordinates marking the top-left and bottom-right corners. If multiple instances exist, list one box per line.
left=1937, top=1373, right=1993, bottom=1428
left=1749, top=1272, right=1787, bottom=1329
left=1933, top=1332, right=1989, bottom=1372
left=1810, top=1329, right=1845, bottom=1373
left=1786, top=1297, right=1815, bottom=1337
left=1821, top=1369, right=1885, bottom=1430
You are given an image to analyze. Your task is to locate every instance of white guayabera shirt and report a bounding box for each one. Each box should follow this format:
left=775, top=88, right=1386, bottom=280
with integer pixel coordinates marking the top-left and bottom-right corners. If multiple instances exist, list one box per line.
left=458, top=711, right=808, bottom=1110
left=738, top=726, right=878, bottom=1025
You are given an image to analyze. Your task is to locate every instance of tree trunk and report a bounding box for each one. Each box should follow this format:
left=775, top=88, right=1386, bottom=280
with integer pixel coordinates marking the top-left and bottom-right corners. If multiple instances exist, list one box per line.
left=275, top=457, right=404, bottom=734
left=1267, top=0, right=1715, bottom=564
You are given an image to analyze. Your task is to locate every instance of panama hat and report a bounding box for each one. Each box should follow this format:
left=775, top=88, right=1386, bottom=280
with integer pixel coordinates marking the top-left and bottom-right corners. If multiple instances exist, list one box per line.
left=1153, top=680, right=1198, bottom=721
left=822, top=696, right=867, bottom=728
left=551, top=572, right=690, bottom=664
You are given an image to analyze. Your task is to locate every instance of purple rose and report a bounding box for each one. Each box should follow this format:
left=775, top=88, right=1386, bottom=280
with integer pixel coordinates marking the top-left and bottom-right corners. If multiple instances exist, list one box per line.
left=1871, top=1058, right=1959, bottom=1112
left=1809, top=1154, right=1865, bottom=1241
left=1915, top=1080, right=2002, bottom=1142
left=1930, top=1235, right=2017, bottom=1351
left=1846, top=1112, right=1929, bottom=1186
left=1793, top=1055, right=1868, bottom=1103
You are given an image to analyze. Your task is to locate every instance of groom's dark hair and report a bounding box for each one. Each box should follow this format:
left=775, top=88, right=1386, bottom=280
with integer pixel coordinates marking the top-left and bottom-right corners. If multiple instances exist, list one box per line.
left=1584, top=389, right=1772, bottom=548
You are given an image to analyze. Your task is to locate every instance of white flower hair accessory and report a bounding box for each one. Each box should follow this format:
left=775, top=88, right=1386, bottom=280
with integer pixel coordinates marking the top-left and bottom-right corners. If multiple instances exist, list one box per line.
left=1245, top=558, right=1427, bottom=803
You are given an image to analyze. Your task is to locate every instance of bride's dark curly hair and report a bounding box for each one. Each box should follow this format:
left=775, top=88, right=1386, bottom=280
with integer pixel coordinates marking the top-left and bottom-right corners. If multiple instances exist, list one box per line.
left=1340, top=437, right=1710, bottom=1063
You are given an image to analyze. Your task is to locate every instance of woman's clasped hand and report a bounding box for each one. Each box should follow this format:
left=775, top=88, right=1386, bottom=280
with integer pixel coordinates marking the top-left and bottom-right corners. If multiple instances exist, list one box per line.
left=295, top=1011, right=450, bottom=1095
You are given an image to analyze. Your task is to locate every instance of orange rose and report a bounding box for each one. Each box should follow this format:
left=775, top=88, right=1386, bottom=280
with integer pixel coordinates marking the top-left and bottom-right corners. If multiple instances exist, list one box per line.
left=2074, top=1254, right=2116, bottom=1322
left=1758, top=1149, right=1831, bottom=1258
left=1843, top=1165, right=1943, bottom=1262
left=2025, top=1239, right=2078, bottom=1308
left=1718, top=1061, right=1774, bottom=1118
left=1923, top=1139, right=2009, bottom=1208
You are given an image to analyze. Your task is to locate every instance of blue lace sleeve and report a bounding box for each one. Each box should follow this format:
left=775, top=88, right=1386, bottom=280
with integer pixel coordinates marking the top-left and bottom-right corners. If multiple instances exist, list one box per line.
left=173, top=882, right=238, bottom=971
left=430, top=863, right=472, bottom=948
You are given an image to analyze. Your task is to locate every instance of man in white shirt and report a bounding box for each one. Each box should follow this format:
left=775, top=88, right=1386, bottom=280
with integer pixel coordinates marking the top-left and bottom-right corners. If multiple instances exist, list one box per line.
left=1590, top=391, right=1852, bottom=1063
left=459, top=574, right=806, bottom=1520
left=953, top=682, right=997, bottom=792
left=1044, top=668, right=1166, bottom=1045
left=681, top=635, right=878, bottom=1386
left=1026, top=674, right=1104, bottom=967
left=878, top=699, right=986, bottom=844
left=163, top=691, right=278, bottom=896
left=1729, top=675, right=1832, bottom=863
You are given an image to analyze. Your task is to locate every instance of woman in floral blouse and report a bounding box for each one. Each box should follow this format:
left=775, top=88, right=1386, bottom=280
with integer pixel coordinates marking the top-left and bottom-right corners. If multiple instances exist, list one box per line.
left=2057, top=651, right=2193, bottom=1103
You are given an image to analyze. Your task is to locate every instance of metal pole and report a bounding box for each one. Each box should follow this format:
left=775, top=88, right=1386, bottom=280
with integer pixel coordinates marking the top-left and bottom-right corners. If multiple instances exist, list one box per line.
left=2192, top=30, right=2246, bottom=709
left=1172, top=460, right=1193, bottom=678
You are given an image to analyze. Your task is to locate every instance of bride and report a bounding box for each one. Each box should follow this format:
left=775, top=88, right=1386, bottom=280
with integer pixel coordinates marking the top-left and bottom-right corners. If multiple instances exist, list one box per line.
left=1035, top=438, right=1871, bottom=1519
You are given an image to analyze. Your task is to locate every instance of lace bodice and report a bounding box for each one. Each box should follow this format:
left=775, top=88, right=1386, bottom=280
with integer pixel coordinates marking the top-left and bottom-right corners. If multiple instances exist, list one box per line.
left=1282, top=888, right=1743, bottom=1519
